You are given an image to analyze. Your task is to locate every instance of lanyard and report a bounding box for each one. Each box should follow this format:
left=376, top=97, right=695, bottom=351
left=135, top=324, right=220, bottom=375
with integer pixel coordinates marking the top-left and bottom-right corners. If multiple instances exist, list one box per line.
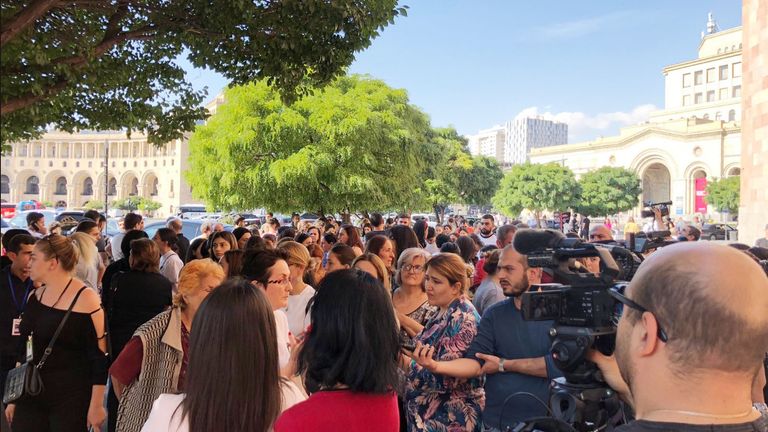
left=7, top=271, right=33, bottom=315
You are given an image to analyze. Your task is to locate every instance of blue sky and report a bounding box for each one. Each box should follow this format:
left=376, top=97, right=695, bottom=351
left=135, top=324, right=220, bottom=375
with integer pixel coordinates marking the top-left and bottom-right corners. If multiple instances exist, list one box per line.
left=181, top=1, right=741, bottom=143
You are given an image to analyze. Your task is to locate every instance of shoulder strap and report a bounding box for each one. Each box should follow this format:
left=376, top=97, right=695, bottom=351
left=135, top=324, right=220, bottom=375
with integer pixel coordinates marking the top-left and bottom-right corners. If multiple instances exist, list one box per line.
left=36, top=286, right=88, bottom=369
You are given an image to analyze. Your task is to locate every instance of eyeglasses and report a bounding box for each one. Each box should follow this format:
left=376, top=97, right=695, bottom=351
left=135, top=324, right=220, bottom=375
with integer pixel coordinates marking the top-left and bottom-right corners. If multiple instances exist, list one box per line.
left=267, top=277, right=291, bottom=287
left=402, top=264, right=424, bottom=273
left=609, top=288, right=669, bottom=343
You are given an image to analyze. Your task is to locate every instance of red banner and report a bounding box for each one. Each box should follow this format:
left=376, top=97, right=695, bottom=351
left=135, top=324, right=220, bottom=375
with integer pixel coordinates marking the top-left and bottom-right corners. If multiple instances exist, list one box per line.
left=695, top=178, right=708, bottom=213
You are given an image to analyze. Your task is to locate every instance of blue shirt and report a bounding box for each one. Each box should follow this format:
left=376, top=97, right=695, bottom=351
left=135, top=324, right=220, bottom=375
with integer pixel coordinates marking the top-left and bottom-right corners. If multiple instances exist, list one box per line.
left=464, top=298, right=561, bottom=428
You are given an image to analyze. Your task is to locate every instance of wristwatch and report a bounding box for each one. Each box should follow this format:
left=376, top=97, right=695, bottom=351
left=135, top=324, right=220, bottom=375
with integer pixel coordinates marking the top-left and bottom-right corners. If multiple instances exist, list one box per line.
left=498, top=358, right=506, bottom=373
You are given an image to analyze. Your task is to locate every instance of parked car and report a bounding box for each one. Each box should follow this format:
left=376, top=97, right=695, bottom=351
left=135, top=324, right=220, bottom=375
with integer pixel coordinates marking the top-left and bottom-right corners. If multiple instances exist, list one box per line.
left=700, top=223, right=737, bottom=241
left=141, top=219, right=234, bottom=241
left=7, top=210, right=58, bottom=230
left=411, top=213, right=438, bottom=228
left=1, top=203, right=16, bottom=219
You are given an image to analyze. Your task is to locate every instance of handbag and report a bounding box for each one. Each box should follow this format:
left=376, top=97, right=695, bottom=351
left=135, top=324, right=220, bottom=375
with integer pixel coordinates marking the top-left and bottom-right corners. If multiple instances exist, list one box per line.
left=2, top=286, right=87, bottom=404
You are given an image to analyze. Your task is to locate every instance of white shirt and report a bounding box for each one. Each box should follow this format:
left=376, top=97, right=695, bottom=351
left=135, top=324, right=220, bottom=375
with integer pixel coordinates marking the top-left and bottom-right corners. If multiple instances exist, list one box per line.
left=111, top=231, right=127, bottom=260
left=424, top=242, right=440, bottom=255
left=141, top=380, right=306, bottom=432
left=159, top=250, right=184, bottom=292
left=274, top=309, right=291, bottom=370
left=479, top=233, right=497, bottom=247
left=285, top=285, right=314, bottom=337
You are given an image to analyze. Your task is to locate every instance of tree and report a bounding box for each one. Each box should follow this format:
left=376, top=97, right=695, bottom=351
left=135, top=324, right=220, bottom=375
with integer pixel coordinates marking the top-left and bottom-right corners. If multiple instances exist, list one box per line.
left=459, top=156, right=503, bottom=207
left=111, top=197, right=139, bottom=212
left=137, top=197, right=162, bottom=214
left=0, top=1, right=406, bottom=152
left=492, top=162, right=580, bottom=227
left=185, top=75, right=432, bottom=219
left=83, top=200, right=104, bottom=210
left=705, top=176, right=740, bottom=214
left=578, top=166, right=642, bottom=217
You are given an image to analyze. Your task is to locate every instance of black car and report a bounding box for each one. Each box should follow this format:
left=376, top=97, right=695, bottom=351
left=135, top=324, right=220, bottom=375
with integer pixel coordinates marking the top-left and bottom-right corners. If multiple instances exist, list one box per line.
left=700, top=223, right=737, bottom=241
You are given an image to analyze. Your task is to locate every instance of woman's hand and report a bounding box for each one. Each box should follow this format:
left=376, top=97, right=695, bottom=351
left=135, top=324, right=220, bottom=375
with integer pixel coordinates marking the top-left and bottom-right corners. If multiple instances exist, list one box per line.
left=410, top=342, right=438, bottom=373
left=87, top=403, right=106, bottom=431
left=5, top=404, right=14, bottom=425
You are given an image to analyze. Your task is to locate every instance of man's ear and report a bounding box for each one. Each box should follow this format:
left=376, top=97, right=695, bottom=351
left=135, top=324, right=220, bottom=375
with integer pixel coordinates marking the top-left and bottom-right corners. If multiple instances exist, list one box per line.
left=638, top=311, right=661, bottom=356
left=528, top=267, right=542, bottom=285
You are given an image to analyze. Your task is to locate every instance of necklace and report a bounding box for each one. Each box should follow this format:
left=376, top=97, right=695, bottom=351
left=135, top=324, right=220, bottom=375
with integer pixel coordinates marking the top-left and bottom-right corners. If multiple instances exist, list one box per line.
left=644, top=407, right=756, bottom=420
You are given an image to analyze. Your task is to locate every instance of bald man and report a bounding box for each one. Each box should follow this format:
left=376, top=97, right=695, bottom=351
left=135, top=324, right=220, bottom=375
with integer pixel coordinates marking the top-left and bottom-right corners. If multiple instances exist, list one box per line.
left=592, top=242, right=768, bottom=431
left=588, top=224, right=614, bottom=242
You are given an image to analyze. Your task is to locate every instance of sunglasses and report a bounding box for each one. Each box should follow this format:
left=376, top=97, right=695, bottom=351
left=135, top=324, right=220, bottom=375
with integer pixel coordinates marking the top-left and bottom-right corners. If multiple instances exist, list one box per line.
left=608, top=287, right=669, bottom=343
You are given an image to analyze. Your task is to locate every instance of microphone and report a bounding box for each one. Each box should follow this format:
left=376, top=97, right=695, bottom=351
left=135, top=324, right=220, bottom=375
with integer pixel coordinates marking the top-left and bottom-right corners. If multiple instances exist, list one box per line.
left=513, top=229, right=576, bottom=254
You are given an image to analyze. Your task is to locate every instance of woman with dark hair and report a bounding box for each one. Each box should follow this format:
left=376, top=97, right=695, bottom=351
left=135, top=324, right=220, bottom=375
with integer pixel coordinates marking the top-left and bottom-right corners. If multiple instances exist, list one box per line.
left=362, top=223, right=373, bottom=238
left=275, top=270, right=401, bottom=431
left=245, top=233, right=267, bottom=251
left=102, top=230, right=149, bottom=296
left=365, top=235, right=396, bottom=287
left=407, top=253, right=484, bottom=431
left=220, top=249, right=245, bottom=279
left=110, top=260, right=225, bottom=432
left=325, top=243, right=356, bottom=273
left=352, top=253, right=391, bottom=291
left=262, top=233, right=277, bottom=250
left=439, top=242, right=461, bottom=256
left=389, top=225, right=421, bottom=264
left=338, top=224, right=364, bottom=256
left=142, top=279, right=306, bottom=432
left=294, top=232, right=314, bottom=248
left=104, top=238, right=172, bottom=430
left=412, top=219, right=428, bottom=249
left=425, top=227, right=439, bottom=254
left=208, top=231, right=237, bottom=262
left=456, top=236, right=478, bottom=266
left=232, top=227, right=252, bottom=250
left=306, top=226, right=322, bottom=246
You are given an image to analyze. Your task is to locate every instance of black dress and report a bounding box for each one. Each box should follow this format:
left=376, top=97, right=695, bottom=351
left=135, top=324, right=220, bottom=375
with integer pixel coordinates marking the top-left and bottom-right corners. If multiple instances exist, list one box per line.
left=13, top=285, right=107, bottom=432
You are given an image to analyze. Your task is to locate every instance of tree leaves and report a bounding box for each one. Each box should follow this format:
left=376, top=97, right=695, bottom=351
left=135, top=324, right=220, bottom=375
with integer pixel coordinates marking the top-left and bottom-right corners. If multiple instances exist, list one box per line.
left=705, top=176, right=740, bottom=214
left=492, top=163, right=580, bottom=218
left=577, top=166, right=642, bottom=217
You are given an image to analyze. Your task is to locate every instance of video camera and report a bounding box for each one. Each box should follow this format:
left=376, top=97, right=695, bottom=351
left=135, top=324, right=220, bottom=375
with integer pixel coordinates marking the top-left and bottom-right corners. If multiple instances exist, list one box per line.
left=640, top=200, right=672, bottom=219
left=513, top=229, right=632, bottom=431
left=631, top=230, right=676, bottom=255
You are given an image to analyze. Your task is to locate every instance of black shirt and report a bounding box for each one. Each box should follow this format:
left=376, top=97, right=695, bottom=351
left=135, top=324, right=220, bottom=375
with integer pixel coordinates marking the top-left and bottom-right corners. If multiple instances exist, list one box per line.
left=0, top=266, right=33, bottom=359
left=176, top=233, right=190, bottom=264
left=615, top=417, right=768, bottom=432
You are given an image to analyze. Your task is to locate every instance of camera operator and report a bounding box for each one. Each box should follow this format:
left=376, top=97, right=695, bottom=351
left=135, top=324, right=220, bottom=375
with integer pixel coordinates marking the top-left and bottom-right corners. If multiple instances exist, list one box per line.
left=641, top=208, right=665, bottom=233
left=679, top=225, right=701, bottom=242
left=589, top=242, right=768, bottom=431
left=588, top=225, right=614, bottom=243
left=411, top=244, right=561, bottom=431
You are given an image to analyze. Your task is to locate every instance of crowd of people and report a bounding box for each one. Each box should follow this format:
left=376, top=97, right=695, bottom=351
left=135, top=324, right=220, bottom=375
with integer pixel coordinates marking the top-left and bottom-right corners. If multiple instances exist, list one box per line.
left=0, top=209, right=766, bottom=432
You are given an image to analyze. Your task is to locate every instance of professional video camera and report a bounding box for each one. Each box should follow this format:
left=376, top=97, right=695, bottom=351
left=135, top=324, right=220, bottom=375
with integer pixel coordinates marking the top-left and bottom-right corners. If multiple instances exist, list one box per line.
left=631, top=230, right=677, bottom=255
left=512, top=229, right=634, bottom=432
left=640, top=200, right=672, bottom=219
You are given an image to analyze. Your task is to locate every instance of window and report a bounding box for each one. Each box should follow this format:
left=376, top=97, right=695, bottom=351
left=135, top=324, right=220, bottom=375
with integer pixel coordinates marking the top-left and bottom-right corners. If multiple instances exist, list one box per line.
left=715, top=112, right=722, bottom=121
left=0, top=175, right=9, bottom=194
left=694, top=70, right=703, bottom=85
left=732, top=85, right=741, bottom=98
left=719, top=88, right=729, bottom=100
left=706, top=90, right=715, bottom=102
left=728, top=109, right=736, bottom=122
left=18, top=144, right=27, bottom=157
left=706, top=68, right=716, bottom=83
left=55, top=177, right=67, bottom=195
left=108, top=178, right=117, bottom=196
left=682, top=95, right=691, bottom=106
left=733, top=62, right=741, bottom=78
left=719, top=65, right=728, bottom=80
left=33, top=144, right=41, bottom=157
left=83, top=177, right=93, bottom=195
left=695, top=93, right=703, bottom=104
left=61, top=144, right=69, bottom=158
left=703, top=114, right=710, bottom=120
left=25, top=176, right=39, bottom=194
left=682, top=73, right=692, bottom=87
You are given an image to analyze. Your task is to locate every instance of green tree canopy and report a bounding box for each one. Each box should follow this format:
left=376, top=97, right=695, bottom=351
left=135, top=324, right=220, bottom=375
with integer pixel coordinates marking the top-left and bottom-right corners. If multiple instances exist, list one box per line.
left=577, top=166, right=642, bottom=217
left=492, top=162, right=580, bottom=226
left=186, top=75, right=431, bottom=216
left=0, top=1, right=406, bottom=151
left=705, top=176, right=740, bottom=214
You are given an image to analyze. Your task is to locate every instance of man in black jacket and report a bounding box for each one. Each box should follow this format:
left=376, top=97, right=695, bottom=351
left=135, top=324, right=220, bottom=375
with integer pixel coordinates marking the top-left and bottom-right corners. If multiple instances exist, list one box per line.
left=167, top=218, right=189, bottom=263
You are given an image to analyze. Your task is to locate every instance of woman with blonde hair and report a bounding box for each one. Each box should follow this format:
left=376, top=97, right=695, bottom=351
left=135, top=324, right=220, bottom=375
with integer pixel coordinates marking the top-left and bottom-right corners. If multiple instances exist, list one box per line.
left=406, top=253, right=484, bottom=431
left=109, top=259, right=225, bottom=432
left=70, top=231, right=101, bottom=291
left=278, top=241, right=315, bottom=337
left=352, top=253, right=391, bottom=291
left=393, top=248, right=435, bottom=349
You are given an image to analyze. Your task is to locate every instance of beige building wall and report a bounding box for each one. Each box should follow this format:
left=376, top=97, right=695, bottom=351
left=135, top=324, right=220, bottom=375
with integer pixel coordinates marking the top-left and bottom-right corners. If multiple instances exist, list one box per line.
left=0, top=131, right=198, bottom=217
left=739, top=0, right=768, bottom=245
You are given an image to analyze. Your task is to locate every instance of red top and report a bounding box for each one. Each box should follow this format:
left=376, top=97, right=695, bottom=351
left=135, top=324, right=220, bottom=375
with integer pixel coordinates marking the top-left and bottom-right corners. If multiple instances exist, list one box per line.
left=275, top=390, right=399, bottom=432
left=109, top=321, right=190, bottom=391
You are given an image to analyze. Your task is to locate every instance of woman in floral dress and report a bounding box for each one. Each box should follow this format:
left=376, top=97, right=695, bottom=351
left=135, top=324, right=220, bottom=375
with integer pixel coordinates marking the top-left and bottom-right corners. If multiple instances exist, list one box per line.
left=405, top=253, right=485, bottom=431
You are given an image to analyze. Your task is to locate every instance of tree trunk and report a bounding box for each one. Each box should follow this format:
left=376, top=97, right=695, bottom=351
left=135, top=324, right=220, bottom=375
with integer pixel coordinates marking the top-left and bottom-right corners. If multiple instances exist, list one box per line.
left=535, top=210, right=542, bottom=228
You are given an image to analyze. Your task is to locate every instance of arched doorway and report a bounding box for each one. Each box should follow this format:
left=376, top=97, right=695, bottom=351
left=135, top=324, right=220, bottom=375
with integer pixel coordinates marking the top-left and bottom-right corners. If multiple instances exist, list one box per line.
left=108, top=177, right=117, bottom=196
left=641, top=163, right=671, bottom=205
left=25, top=176, right=39, bottom=194
left=54, top=176, right=67, bottom=196
left=83, top=177, right=94, bottom=196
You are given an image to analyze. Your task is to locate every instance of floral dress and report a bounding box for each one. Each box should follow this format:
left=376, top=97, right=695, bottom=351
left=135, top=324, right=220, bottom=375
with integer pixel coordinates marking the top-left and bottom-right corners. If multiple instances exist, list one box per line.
left=405, top=297, right=485, bottom=431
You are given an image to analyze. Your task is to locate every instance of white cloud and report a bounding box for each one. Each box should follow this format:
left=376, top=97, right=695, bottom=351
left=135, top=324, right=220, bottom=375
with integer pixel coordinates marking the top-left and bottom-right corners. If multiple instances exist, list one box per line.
left=515, top=104, right=658, bottom=142
left=532, top=11, right=635, bottom=40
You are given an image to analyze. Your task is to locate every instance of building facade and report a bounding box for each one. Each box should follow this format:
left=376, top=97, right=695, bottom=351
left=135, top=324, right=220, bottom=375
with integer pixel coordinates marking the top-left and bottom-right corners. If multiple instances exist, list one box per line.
left=530, top=16, right=743, bottom=220
left=466, top=125, right=505, bottom=161
left=0, top=131, right=197, bottom=217
left=504, top=117, right=568, bottom=165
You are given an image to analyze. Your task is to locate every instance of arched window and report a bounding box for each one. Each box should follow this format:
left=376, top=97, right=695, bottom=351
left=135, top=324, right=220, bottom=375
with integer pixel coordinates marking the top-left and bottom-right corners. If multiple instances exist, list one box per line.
left=108, top=178, right=117, bottom=196
left=728, top=109, right=736, bottom=121
left=702, top=113, right=710, bottom=120
left=151, top=178, right=159, bottom=196
left=130, top=178, right=139, bottom=196
left=0, top=175, right=9, bottom=194
left=83, top=177, right=93, bottom=195
left=55, top=177, right=67, bottom=195
left=26, top=176, right=39, bottom=194
left=715, top=112, right=721, bottom=121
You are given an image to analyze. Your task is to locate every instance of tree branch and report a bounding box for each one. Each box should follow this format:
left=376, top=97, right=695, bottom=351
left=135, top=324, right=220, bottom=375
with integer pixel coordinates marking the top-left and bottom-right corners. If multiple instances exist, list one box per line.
left=0, top=0, right=60, bottom=47
left=0, top=79, right=68, bottom=115
left=53, top=26, right=156, bottom=67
